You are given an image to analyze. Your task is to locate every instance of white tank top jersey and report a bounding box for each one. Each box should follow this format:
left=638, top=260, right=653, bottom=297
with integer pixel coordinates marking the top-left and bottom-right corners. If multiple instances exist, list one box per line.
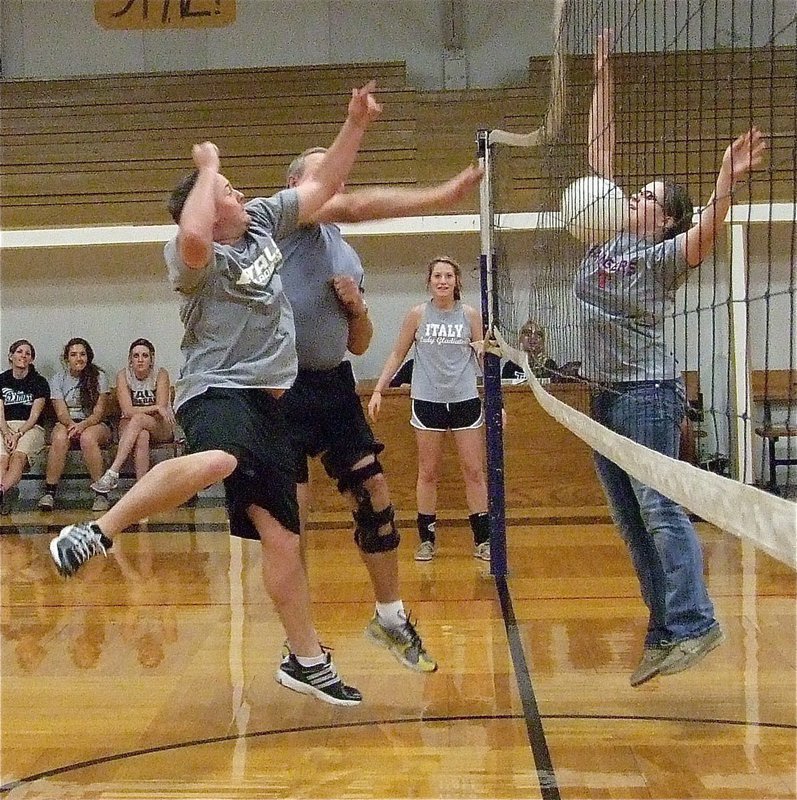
left=126, top=367, right=158, bottom=407
left=410, top=301, right=480, bottom=403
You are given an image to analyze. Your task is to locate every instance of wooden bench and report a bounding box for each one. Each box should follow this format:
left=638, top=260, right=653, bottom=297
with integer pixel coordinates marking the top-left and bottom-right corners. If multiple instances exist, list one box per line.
left=0, top=61, right=410, bottom=109
left=21, top=388, right=185, bottom=488
left=4, top=49, right=795, bottom=228
left=752, top=369, right=797, bottom=493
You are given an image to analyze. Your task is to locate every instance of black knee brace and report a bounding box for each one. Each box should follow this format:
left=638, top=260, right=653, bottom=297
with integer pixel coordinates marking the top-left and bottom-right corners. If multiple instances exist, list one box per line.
left=354, top=500, right=399, bottom=554
left=340, top=459, right=400, bottom=554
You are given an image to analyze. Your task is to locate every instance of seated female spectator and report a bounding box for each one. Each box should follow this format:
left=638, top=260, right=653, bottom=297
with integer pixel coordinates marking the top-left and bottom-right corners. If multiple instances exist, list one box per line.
left=38, top=337, right=112, bottom=513
left=91, top=339, right=175, bottom=497
left=501, top=321, right=580, bottom=382
left=0, top=339, right=51, bottom=515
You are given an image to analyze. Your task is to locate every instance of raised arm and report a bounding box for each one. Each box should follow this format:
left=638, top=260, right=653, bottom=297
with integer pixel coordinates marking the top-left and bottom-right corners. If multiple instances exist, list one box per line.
left=295, top=81, right=382, bottom=225
left=346, top=308, right=374, bottom=356
left=177, top=142, right=221, bottom=269
left=588, top=28, right=615, bottom=180
left=683, top=127, right=767, bottom=268
left=367, top=305, right=423, bottom=421
left=310, top=164, right=484, bottom=224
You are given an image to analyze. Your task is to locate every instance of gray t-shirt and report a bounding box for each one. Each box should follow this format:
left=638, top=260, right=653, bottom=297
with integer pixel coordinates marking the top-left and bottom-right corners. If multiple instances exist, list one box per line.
left=573, top=231, right=689, bottom=384
left=278, top=222, right=364, bottom=370
left=50, top=368, right=110, bottom=421
left=165, top=189, right=300, bottom=410
left=411, top=301, right=479, bottom=403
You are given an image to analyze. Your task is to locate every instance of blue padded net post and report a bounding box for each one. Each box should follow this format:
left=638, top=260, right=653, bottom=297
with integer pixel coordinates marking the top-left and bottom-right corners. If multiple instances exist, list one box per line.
left=478, top=129, right=508, bottom=578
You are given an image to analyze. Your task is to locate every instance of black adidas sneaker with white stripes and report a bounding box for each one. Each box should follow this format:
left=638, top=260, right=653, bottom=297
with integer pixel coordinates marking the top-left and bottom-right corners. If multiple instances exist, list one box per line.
left=50, top=522, right=113, bottom=577
left=276, top=651, right=362, bottom=706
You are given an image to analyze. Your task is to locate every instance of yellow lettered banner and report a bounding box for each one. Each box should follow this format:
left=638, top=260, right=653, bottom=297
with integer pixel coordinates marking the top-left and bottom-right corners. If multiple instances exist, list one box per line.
left=95, top=0, right=236, bottom=30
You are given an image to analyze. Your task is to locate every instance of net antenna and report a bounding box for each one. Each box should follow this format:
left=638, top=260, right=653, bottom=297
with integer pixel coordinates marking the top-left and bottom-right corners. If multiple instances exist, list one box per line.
left=489, top=0, right=568, bottom=149
left=479, top=1, right=796, bottom=571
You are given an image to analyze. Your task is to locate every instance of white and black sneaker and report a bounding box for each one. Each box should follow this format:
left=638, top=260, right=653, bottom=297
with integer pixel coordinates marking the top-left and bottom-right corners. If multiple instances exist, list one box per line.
left=49, top=522, right=113, bottom=577
left=91, top=469, right=119, bottom=495
left=276, top=651, right=362, bottom=706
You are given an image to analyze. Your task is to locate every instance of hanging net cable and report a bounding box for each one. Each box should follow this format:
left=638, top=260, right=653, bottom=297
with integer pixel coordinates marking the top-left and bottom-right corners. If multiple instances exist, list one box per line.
left=479, top=0, right=796, bottom=569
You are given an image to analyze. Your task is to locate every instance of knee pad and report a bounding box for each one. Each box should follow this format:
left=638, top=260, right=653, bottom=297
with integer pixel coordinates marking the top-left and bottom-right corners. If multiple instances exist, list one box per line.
left=353, top=500, right=400, bottom=554
left=335, top=456, right=382, bottom=495
left=340, top=458, right=400, bottom=554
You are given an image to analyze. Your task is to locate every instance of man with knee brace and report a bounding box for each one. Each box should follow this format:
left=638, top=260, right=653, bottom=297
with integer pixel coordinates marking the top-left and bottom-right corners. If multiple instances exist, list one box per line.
left=278, top=147, right=482, bottom=673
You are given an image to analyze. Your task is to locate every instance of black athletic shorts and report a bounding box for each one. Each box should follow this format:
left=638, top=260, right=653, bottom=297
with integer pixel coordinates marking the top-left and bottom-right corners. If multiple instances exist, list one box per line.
left=410, top=396, right=484, bottom=431
left=177, top=387, right=300, bottom=539
left=281, top=361, right=384, bottom=485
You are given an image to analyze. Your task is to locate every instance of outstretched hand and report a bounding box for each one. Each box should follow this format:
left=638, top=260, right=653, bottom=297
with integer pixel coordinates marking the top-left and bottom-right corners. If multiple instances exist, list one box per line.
left=348, top=80, right=382, bottom=127
left=443, top=164, right=485, bottom=204
left=723, top=127, right=767, bottom=184
left=594, top=27, right=614, bottom=74
left=192, top=141, right=220, bottom=171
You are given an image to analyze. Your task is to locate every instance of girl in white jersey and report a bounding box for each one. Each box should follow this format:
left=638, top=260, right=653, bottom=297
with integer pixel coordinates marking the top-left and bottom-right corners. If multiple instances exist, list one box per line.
left=369, top=256, right=490, bottom=563
left=92, top=339, right=175, bottom=496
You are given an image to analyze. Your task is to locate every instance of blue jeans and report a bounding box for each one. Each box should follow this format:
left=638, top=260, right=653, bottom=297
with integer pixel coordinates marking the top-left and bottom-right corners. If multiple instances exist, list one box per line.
left=591, top=380, right=717, bottom=646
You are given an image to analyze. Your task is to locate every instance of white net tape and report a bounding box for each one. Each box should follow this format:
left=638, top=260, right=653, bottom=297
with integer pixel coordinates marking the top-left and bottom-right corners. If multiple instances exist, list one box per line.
left=494, top=327, right=796, bottom=569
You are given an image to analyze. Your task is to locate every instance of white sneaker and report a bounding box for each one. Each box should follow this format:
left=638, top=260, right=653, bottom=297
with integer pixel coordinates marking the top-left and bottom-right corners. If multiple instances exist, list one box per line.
left=473, top=541, right=491, bottom=561
left=38, top=492, right=55, bottom=511
left=92, top=493, right=110, bottom=513
left=414, top=540, right=436, bottom=561
left=91, top=470, right=119, bottom=494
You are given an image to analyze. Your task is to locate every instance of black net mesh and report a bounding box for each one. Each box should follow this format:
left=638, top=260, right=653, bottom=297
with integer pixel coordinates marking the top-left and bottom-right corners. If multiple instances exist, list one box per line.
left=487, top=0, right=796, bottom=499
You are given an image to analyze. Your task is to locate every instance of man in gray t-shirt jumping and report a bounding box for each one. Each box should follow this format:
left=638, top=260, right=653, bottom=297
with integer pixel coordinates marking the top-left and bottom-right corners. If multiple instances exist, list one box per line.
left=49, top=82, right=382, bottom=707
left=279, top=147, right=482, bottom=675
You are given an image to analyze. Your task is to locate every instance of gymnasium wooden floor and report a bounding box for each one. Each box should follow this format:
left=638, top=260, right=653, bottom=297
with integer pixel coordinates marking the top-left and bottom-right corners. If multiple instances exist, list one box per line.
left=1, top=503, right=795, bottom=799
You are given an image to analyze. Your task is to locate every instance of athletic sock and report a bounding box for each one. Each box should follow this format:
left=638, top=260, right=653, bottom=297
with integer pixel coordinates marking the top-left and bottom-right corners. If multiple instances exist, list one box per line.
left=376, top=600, right=406, bottom=629
left=469, top=511, right=489, bottom=545
left=296, top=653, right=327, bottom=668
left=417, top=513, right=436, bottom=544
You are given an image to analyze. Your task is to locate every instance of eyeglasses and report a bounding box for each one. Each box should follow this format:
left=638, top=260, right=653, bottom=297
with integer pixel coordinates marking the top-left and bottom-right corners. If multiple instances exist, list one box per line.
left=638, top=189, right=665, bottom=211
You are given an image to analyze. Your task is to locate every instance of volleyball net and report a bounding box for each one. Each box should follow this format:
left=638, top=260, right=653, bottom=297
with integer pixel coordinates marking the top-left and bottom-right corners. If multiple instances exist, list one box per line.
left=479, top=0, right=797, bottom=572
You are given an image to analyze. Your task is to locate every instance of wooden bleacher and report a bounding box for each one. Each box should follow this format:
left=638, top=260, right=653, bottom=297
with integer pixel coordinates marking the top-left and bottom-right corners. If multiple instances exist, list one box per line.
left=3, top=50, right=793, bottom=229
left=507, top=48, right=797, bottom=210
left=1, top=62, right=421, bottom=228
